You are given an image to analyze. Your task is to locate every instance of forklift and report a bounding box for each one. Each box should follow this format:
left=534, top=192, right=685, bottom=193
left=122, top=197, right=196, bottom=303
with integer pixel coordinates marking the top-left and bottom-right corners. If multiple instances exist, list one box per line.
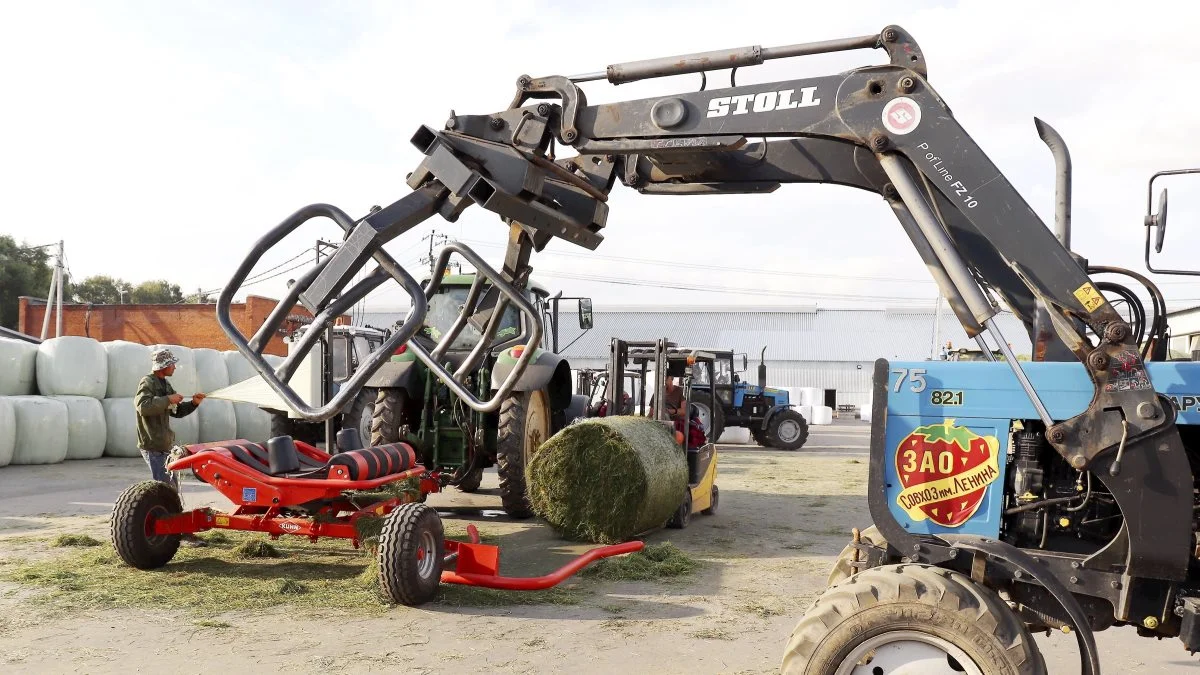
left=606, top=338, right=719, bottom=528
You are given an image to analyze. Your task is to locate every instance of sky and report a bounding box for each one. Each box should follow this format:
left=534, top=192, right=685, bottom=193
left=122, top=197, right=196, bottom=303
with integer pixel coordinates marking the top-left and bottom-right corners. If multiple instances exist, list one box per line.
left=4, top=0, right=1200, bottom=322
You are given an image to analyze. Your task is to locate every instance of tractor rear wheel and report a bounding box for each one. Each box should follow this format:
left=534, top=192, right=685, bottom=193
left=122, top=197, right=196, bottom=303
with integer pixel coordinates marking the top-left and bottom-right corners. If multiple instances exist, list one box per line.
left=371, top=388, right=413, bottom=447
left=767, top=409, right=809, bottom=451
left=781, top=564, right=1046, bottom=675
left=495, top=389, right=551, bottom=519
left=111, top=480, right=183, bottom=570
left=376, top=502, right=444, bottom=606
left=342, top=387, right=376, bottom=449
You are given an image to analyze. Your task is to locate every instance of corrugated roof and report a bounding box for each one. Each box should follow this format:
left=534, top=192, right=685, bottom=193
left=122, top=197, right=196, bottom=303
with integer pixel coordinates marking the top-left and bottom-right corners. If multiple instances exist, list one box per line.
left=360, top=306, right=1033, bottom=362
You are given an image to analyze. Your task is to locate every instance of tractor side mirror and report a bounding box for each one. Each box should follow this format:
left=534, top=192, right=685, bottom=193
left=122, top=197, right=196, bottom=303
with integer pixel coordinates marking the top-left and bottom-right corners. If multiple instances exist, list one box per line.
left=578, top=298, right=594, bottom=329
left=743, top=354, right=748, bottom=371
left=1144, top=168, right=1200, bottom=276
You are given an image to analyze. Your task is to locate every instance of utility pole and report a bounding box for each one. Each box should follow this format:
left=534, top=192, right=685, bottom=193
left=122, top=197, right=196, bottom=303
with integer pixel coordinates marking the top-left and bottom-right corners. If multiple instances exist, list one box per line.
left=40, top=240, right=64, bottom=340
left=419, top=230, right=451, bottom=276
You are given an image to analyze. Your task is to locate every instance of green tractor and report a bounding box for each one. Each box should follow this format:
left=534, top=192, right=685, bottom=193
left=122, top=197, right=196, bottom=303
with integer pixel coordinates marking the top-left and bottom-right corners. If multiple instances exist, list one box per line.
left=366, top=273, right=593, bottom=518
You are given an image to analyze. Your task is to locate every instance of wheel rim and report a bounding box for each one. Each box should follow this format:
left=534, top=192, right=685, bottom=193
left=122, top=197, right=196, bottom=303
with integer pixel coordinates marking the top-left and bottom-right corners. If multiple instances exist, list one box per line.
left=524, top=391, right=550, bottom=461
left=144, top=505, right=169, bottom=547
left=416, top=529, right=438, bottom=580
left=694, top=403, right=712, bottom=434
left=358, top=401, right=373, bottom=447
left=835, top=630, right=984, bottom=675
left=776, top=418, right=801, bottom=443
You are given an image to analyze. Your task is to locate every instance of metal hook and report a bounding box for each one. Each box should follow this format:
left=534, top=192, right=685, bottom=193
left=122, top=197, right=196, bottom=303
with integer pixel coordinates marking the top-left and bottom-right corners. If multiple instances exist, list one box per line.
left=730, top=67, right=738, bottom=88
left=698, top=71, right=706, bottom=92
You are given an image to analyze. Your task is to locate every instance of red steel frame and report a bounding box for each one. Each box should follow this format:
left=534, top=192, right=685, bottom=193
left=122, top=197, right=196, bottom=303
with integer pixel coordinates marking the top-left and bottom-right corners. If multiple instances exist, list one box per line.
left=154, top=440, right=644, bottom=590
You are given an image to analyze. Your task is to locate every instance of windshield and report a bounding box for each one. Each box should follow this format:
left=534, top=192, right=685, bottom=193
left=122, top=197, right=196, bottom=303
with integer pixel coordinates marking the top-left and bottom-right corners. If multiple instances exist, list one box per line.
left=420, top=285, right=523, bottom=351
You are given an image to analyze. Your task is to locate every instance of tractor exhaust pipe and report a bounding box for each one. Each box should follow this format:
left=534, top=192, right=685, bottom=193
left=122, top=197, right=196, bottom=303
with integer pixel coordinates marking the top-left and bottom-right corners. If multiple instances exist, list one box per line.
left=758, top=346, right=767, bottom=389
left=1034, top=117, right=1072, bottom=250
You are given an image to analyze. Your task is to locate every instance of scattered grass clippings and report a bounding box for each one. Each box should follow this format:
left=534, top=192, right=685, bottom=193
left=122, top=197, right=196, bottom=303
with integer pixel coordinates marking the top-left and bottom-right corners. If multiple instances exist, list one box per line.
left=846, top=459, right=862, bottom=464
left=581, top=542, right=699, bottom=582
left=276, top=579, right=307, bottom=595
left=737, top=601, right=784, bottom=618
left=232, top=540, right=281, bottom=559
left=435, top=584, right=587, bottom=607
left=599, top=603, right=627, bottom=614
left=199, top=532, right=232, bottom=545
left=194, top=619, right=232, bottom=629
left=690, top=627, right=734, bottom=641
left=782, top=543, right=811, bottom=551
left=51, top=534, right=102, bottom=548
left=523, top=637, right=547, bottom=649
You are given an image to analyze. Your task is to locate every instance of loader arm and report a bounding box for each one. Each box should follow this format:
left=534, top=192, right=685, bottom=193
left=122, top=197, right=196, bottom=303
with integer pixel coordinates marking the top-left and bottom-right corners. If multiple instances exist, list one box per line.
left=222, top=24, right=1192, bottom=583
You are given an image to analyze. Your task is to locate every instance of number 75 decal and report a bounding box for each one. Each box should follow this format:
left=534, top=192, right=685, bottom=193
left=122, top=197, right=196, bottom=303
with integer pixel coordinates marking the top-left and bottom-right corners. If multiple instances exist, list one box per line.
left=892, top=368, right=927, bottom=393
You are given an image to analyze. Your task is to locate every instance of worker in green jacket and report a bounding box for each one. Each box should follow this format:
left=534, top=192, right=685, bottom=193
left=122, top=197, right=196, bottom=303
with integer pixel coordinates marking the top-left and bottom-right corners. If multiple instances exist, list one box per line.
left=134, top=347, right=206, bottom=545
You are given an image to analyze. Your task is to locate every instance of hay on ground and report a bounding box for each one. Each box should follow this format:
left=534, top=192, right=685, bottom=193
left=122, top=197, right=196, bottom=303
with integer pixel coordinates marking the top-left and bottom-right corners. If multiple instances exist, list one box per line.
left=232, top=540, right=281, bottom=559
left=528, top=416, right=687, bottom=544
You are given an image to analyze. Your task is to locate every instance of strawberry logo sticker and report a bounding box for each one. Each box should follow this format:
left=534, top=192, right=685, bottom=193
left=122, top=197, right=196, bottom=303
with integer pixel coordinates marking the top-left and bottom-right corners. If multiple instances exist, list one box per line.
left=895, top=419, right=1000, bottom=528
left=882, top=96, right=921, bottom=135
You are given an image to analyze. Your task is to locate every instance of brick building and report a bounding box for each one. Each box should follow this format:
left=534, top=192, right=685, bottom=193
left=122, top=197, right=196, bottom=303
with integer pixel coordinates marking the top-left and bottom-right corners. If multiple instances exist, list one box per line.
left=17, top=295, right=340, bottom=356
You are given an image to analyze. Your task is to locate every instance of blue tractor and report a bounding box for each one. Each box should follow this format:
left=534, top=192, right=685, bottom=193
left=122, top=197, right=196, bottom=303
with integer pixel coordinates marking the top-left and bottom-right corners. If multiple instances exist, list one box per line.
left=689, top=346, right=809, bottom=450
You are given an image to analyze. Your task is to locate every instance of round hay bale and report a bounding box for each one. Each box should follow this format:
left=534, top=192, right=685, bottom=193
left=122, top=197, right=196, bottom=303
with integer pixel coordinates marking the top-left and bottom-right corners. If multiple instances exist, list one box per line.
left=48, top=395, right=107, bottom=460
left=0, top=397, right=15, bottom=467
left=0, top=338, right=38, bottom=396
left=36, top=336, right=107, bottom=398
left=149, top=344, right=198, bottom=395
left=102, top=397, right=141, bottom=458
left=102, top=341, right=151, bottom=398
left=233, top=401, right=272, bottom=444
left=222, top=350, right=257, bottom=384
left=172, top=408, right=200, bottom=446
left=528, top=416, right=688, bottom=544
left=193, top=348, right=230, bottom=393
left=197, top=399, right=237, bottom=443
left=9, top=396, right=69, bottom=465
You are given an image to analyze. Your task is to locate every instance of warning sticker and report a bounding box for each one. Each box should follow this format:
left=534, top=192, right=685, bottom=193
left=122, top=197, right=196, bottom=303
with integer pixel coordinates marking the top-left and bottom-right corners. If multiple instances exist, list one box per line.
left=1074, top=282, right=1105, bottom=313
left=882, top=97, right=921, bottom=135
left=215, top=516, right=230, bottom=526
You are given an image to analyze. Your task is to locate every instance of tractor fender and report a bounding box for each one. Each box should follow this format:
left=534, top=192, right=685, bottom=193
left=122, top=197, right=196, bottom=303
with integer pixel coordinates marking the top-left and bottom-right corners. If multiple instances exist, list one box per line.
left=491, top=347, right=573, bottom=411
left=364, top=358, right=423, bottom=396
left=760, top=404, right=797, bottom=431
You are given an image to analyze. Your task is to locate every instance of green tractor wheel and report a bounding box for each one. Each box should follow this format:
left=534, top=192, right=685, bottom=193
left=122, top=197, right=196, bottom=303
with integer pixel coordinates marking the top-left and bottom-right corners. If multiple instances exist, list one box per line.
left=495, top=389, right=551, bottom=519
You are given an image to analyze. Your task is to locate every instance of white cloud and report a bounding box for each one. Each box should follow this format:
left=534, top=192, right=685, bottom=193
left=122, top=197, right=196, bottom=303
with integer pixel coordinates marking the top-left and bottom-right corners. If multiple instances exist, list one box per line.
left=3, top=0, right=1199, bottom=320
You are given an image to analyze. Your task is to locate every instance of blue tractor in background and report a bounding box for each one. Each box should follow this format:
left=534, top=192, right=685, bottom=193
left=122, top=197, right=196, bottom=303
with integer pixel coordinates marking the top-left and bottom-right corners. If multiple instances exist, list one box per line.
left=691, top=346, right=809, bottom=450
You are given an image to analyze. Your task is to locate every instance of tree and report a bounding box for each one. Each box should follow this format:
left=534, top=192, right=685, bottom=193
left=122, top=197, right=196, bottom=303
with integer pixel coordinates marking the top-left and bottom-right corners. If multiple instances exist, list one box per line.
left=72, top=275, right=133, bottom=305
left=0, top=235, right=60, bottom=330
left=130, top=280, right=184, bottom=304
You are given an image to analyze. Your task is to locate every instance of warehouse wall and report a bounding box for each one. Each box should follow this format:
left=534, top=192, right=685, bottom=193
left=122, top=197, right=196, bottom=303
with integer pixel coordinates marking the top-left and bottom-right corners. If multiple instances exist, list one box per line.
left=17, top=296, right=335, bottom=356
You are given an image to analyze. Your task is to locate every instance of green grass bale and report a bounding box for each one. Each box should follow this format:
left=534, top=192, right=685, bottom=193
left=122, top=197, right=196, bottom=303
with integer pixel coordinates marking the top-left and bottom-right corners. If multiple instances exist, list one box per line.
left=527, top=416, right=687, bottom=544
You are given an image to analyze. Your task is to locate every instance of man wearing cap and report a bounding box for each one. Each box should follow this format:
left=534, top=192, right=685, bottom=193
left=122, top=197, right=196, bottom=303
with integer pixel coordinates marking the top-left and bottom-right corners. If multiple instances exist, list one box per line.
left=135, top=348, right=207, bottom=545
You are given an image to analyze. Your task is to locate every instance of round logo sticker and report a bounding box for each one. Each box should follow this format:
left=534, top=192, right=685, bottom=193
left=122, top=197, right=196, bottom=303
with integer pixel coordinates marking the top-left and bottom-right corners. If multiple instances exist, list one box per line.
left=882, top=96, right=921, bottom=135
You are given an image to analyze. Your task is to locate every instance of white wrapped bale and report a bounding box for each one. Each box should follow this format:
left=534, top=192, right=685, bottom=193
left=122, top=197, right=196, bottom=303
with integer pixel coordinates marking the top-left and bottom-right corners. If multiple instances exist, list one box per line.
left=193, top=348, right=230, bottom=393
left=149, top=344, right=198, bottom=396
left=102, top=398, right=141, bottom=458
left=0, top=397, right=15, bottom=467
left=233, top=402, right=272, bottom=444
left=811, top=405, right=834, bottom=425
left=797, top=387, right=823, bottom=407
left=796, top=405, right=813, bottom=425
left=197, top=399, right=237, bottom=443
left=222, top=350, right=257, bottom=384
left=9, top=396, right=69, bottom=465
left=49, top=395, right=107, bottom=460
left=861, top=394, right=873, bottom=423
left=103, top=340, right=151, bottom=398
left=36, top=336, right=108, bottom=398
left=718, top=427, right=751, bottom=444
left=0, top=338, right=38, bottom=396
left=171, top=408, right=200, bottom=446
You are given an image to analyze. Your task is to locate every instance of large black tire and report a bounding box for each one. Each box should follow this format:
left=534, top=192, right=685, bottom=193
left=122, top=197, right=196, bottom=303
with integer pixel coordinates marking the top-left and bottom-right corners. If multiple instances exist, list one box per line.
left=781, top=564, right=1046, bottom=675
left=666, top=489, right=692, bottom=529
left=701, top=484, right=718, bottom=515
left=111, top=480, right=183, bottom=570
left=826, top=525, right=885, bottom=586
left=495, top=389, right=551, bottom=520
left=767, top=408, right=809, bottom=451
left=376, top=502, right=444, bottom=606
left=371, top=388, right=413, bottom=447
left=455, top=467, right=483, bottom=493
left=750, top=426, right=768, bottom=447
left=341, top=387, right=376, bottom=449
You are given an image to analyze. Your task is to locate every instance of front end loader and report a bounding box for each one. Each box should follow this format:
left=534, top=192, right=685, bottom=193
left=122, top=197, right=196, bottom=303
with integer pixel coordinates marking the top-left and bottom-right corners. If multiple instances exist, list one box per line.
left=188, top=22, right=1200, bottom=673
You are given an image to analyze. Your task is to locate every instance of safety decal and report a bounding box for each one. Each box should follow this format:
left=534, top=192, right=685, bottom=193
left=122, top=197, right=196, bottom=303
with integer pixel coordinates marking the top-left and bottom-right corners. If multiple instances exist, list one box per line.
left=215, top=516, right=230, bottom=526
left=1103, top=349, right=1152, bottom=392
left=882, top=96, right=921, bottom=135
left=1073, top=282, right=1105, bottom=313
left=895, top=419, right=1000, bottom=528
left=242, top=487, right=257, bottom=503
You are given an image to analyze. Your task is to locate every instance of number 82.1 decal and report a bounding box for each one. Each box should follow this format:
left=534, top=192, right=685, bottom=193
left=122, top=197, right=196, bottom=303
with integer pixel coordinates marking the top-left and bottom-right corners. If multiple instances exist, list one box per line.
left=930, top=390, right=964, bottom=406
